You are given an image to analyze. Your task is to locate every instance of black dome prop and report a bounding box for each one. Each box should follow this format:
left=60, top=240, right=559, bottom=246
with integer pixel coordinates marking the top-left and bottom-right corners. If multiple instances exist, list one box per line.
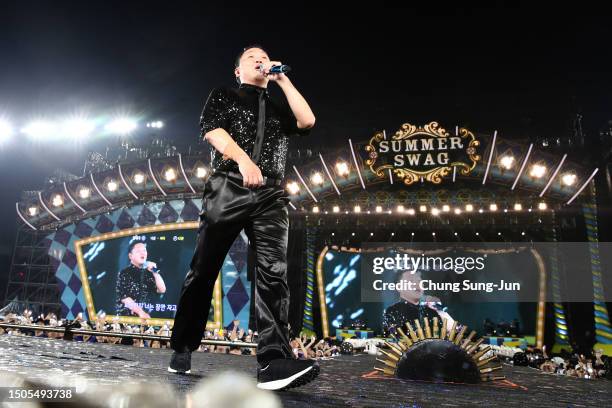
left=375, top=317, right=504, bottom=383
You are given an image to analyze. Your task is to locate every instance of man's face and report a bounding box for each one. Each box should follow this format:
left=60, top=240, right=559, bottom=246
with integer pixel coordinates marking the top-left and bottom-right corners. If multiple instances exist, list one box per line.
left=398, top=270, right=423, bottom=302
left=235, top=47, right=270, bottom=85
left=128, top=243, right=147, bottom=267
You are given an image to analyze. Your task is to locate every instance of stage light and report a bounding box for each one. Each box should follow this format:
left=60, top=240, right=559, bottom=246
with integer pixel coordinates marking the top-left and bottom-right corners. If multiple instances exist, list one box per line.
left=312, top=206, right=319, bottom=213
left=332, top=205, right=340, bottom=213
left=146, top=121, right=164, bottom=129
left=105, top=118, right=137, bottom=135
left=561, top=173, right=576, bottom=186
left=411, top=232, right=415, bottom=236
left=489, top=203, right=498, bottom=212
left=27, top=206, right=38, bottom=217
left=454, top=232, right=458, bottom=236
left=478, top=208, right=484, bottom=213
left=133, top=172, right=146, bottom=184
left=370, top=232, right=374, bottom=236
left=407, top=208, right=416, bottom=215
left=163, top=167, right=177, bottom=182
left=391, top=232, right=395, bottom=236
left=195, top=167, right=208, bottom=178
left=454, top=208, right=462, bottom=215
left=286, top=181, right=300, bottom=195
left=351, top=232, right=355, bottom=236
left=419, top=205, right=427, bottom=212
left=106, top=180, right=118, bottom=192
left=465, top=204, right=474, bottom=212
left=335, top=161, right=350, bottom=176
left=431, top=208, right=440, bottom=216
left=22, top=120, right=57, bottom=140
left=331, top=232, right=335, bottom=236
left=396, top=205, right=404, bottom=213
left=375, top=205, right=383, bottom=213
left=0, top=119, right=14, bottom=143
left=475, top=232, right=480, bottom=236
left=442, top=205, right=450, bottom=212
left=499, top=155, right=515, bottom=170
left=78, top=187, right=91, bottom=199
left=498, top=232, right=502, bottom=236
left=529, top=164, right=546, bottom=178
left=345, top=211, right=349, bottom=214
left=528, top=208, right=532, bottom=212
left=514, top=203, right=522, bottom=211
left=538, top=202, right=547, bottom=210
left=521, top=231, right=526, bottom=236
left=354, top=205, right=361, bottom=213
left=62, top=118, right=95, bottom=139
left=311, top=172, right=324, bottom=185
left=504, top=209, right=508, bottom=213
left=51, top=194, right=64, bottom=207
left=432, top=232, right=436, bottom=236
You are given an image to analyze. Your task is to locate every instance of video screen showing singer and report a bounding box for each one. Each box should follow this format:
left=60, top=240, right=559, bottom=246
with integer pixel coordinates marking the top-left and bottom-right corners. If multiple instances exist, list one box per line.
left=168, top=45, right=319, bottom=390
left=115, top=241, right=167, bottom=319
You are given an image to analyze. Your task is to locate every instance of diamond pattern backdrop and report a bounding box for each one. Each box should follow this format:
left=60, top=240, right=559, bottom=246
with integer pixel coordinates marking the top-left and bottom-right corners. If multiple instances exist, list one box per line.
left=45, top=199, right=251, bottom=329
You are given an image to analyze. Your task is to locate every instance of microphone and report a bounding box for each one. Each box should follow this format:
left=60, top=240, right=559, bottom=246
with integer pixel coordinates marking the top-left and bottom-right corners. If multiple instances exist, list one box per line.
left=257, top=64, right=292, bottom=74
left=145, top=261, right=160, bottom=273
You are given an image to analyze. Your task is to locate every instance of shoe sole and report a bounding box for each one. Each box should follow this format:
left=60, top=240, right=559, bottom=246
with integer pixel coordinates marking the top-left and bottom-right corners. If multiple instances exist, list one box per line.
left=167, top=367, right=191, bottom=374
left=257, top=364, right=320, bottom=391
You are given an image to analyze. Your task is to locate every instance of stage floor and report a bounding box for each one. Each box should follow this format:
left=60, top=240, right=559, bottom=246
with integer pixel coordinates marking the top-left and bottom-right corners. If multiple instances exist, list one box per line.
left=0, top=335, right=610, bottom=407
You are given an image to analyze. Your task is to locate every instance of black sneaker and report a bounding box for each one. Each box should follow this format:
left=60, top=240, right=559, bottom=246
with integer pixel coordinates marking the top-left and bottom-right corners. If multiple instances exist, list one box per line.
left=167, top=348, right=191, bottom=374
left=256, top=358, right=320, bottom=391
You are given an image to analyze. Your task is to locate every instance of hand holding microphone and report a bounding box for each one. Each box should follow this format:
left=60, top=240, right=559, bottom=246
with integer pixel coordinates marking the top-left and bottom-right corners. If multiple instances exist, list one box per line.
left=257, top=61, right=291, bottom=81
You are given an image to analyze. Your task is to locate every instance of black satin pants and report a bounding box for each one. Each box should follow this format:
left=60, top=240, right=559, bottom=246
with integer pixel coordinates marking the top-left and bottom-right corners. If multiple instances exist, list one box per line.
left=170, top=173, right=293, bottom=365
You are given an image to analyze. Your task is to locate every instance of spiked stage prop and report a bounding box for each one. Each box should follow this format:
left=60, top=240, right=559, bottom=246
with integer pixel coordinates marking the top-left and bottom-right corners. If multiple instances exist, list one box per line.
left=375, top=317, right=504, bottom=383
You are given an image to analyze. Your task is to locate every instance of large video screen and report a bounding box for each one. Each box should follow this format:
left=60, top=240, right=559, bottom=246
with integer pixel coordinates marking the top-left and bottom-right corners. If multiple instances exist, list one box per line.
left=76, top=224, right=222, bottom=326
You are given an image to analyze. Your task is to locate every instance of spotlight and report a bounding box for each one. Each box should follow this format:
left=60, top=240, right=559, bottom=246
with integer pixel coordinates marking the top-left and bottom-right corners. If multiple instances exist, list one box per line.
left=497, top=232, right=502, bottom=236
left=62, top=118, right=95, bottom=139
left=475, top=232, right=480, bottom=236
left=407, top=208, right=416, bottom=215
left=370, top=232, right=374, bottom=236
left=499, top=155, right=515, bottom=170
left=22, top=120, right=57, bottom=140
left=78, top=187, right=91, bottom=199
left=106, top=180, right=118, bottom=192
left=375, top=205, right=383, bottom=213
left=514, top=203, right=522, bottom=211
left=396, top=205, right=404, bottom=213
left=354, top=205, right=361, bottom=213
left=146, top=121, right=164, bottom=129
left=335, top=161, right=350, bottom=176
left=0, top=119, right=14, bottom=143
left=454, top=232, right=458, bottom=236
left=332, top=206, right=340, bottom=213
left=521, top=231, right=526, bottom=236
left=51, top=194, right=64, bottom=207
left=538, top=202, right=547, bottom=210
left=310, top=172, right=324, bottom=185
left=105, top=118, right=137, bottom=135
left=133, top=172, right=146, bottom=184
left=195, top=167, right=208, bottom=178
left=465, top=204, right=474, bottom=212
left=312, top=206, right=319, bottom=213
left=431, top=208, right=440, bottom=216
left=286, top=181, right=300, bottom=195
left=454, top=208, right=462, bottom=215
left=561, top=173, right=576, bottom=186
left=489, top=203, right=498, bottom=211
left=163, top=167, right=177, bottom=182
left=478, top=208, right=484, bottom=213
left=442, top=205, right=450, bottom=212
left=411, top=232, right=415, bottom=236
left=391, top=232, right=395, bottom=236
left=419, top=205, right=427, bottom=212
left=27, top=206, right=38, bottom=217
left=432, top=232, right=436, bottom=236
left=351, top=232, right=355, bottom=236
left=529, top=164, right=546, bottom=178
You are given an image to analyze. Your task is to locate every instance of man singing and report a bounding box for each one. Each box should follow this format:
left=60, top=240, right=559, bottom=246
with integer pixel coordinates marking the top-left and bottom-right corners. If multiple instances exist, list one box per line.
left=168, top=45, right=318, bottom=390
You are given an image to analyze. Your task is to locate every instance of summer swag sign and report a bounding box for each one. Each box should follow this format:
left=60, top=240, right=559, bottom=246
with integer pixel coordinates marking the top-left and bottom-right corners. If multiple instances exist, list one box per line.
left=365, top=121, right=481, bottom=185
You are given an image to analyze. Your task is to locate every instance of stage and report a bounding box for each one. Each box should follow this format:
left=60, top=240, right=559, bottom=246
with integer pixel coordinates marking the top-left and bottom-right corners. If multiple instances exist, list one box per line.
left=0, top=335, right=609, bottom=407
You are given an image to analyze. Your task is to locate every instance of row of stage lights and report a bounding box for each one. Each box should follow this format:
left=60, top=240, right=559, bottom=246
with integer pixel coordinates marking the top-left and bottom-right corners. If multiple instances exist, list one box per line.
left=307, top=202, right=548, bottom=215
left=25, top=165, right=209, bottom=217
left=284, top=157, right=578, bottom=197
left=0, top=117, right=163, bottom=143
left=329, top=231, right=529, bottom=237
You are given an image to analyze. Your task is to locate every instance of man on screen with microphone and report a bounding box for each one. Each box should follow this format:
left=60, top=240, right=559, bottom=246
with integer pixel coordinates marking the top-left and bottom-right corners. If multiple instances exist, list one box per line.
left=168, top=45, right=318, bottom=390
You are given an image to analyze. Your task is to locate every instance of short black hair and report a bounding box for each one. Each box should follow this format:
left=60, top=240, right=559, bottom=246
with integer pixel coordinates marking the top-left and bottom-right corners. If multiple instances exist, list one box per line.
left=235, top=44, right=268, bottom=68
left=128, top=240, right=146, bottom=254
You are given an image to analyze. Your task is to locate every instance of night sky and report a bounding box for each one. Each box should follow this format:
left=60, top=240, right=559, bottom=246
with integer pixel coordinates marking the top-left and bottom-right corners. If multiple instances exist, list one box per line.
left=1, top=3, right=611, bottom=295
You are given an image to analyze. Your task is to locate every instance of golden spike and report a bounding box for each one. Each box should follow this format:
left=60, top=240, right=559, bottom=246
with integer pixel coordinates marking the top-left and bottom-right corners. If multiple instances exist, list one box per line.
left=440, top=318, right=447, bottom=340
left=479, top=365, right=503, bottom=374
left=414, top=319, right=425, bottom=340
left=376, top=358, right=396, bottom=369
left=432, top=317, right=439, bottom=338
left=423, top=317, right=432, bottom=338
left=396, top=327, right=413, bottom=347
left=374, top=366, right=395, bottom=376
left=453, top=325, right=467, bottom=345
left=386, top=342, right=404, bottom=356
left=448, top=321, right=458, bottom=342
left=466, top=338, right=485, bottom=354
left=379, top=348, right=400, bottom=362
left=476, top=355, right=498, bottom=367
left=480, top=375, right=505, bottom=382
left=404, top=322, right=419, bottom=343
left=461, top=331, right=477, bottom=349
left=473, top=346, right=491, bottom=361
